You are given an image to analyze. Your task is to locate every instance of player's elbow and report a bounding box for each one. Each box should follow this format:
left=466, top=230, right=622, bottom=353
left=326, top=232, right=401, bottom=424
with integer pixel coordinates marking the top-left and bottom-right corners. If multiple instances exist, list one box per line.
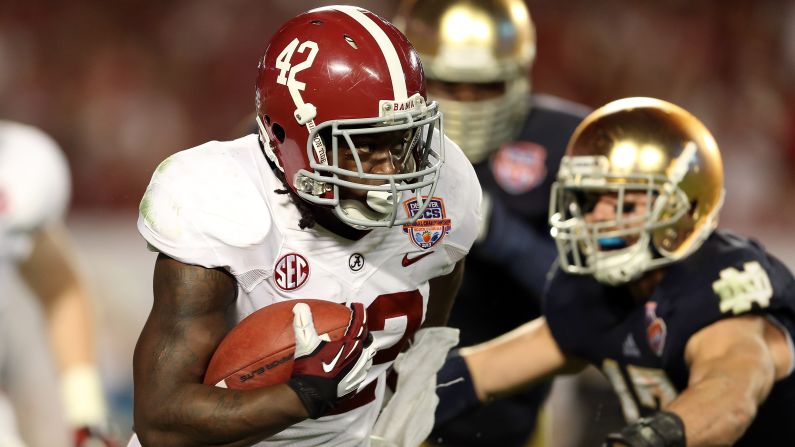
left=136, top=426, right=208, bottom=447
left=135, top=428, right=183, bottom=447
left=134, top=409, right=190, bottom=447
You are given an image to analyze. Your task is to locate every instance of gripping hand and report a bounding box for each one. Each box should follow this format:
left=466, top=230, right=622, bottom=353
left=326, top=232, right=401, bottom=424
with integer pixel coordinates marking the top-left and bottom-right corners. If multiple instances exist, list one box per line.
left=603, top=411, right=685, bottom=447
left=287, top=302, right=375, bottom=418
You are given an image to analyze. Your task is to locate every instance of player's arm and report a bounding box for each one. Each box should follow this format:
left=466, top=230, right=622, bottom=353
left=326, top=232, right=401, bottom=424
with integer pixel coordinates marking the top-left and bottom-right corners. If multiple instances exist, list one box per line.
left=607, top=315, right=793, bottom=447
left=132, top=254, right=308, bottom=447
left=463, top=317, right=583, bottom=400
left=668, top=315, right=791, bottom=446
left=422, top=258, right=465, bottom=327
left=17, top=223, right=112, bottom=439
left=435, top=317, right=584, bottom=425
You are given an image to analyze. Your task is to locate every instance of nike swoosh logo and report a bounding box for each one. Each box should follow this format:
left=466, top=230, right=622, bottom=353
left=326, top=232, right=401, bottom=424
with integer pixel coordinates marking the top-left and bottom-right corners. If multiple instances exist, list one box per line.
left=322, top=346, right=345, bottom=373
left=402, top=251, right=433, bottom=267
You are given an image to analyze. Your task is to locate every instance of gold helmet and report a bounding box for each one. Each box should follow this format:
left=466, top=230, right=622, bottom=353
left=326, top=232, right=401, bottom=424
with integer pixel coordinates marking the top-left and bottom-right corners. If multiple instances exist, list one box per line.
left=394, top=0, right=536, bottom=163
left=548, top=97, right=725, bottom=285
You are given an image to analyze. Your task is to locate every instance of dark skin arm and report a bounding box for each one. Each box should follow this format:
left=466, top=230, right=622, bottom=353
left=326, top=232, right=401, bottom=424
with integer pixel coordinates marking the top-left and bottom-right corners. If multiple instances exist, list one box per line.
left=422, top=258, right=465, bottom=328
left=132, top=254, right=308, bottom=447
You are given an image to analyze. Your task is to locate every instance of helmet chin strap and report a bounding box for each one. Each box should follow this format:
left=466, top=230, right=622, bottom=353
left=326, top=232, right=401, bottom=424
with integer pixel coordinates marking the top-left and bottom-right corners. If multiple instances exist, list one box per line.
left=339, top=190, right=395, bottom=226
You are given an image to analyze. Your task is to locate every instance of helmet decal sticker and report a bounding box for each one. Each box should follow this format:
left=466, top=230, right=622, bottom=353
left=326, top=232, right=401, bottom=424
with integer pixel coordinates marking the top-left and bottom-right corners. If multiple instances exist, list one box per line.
left=274, top=38, right=326, bottom=165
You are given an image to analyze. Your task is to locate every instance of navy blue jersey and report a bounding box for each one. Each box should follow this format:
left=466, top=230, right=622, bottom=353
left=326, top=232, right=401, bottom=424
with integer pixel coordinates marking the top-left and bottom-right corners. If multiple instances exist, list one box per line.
left=477, top=94, right=589, bottom=228
left=450, top=94, right=588, bottom=345
left=544, top=230, right=795, bottom=445
left=466, top=94, right=588, bottom=302
left=433, top=95, right=587, bottom=447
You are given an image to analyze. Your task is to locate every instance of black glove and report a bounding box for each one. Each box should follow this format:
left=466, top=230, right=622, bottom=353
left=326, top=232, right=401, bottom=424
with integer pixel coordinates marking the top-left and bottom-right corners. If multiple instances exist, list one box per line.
left=434, top=349, right=480, bottom=427
left=604, top=411, right=685, bottom=447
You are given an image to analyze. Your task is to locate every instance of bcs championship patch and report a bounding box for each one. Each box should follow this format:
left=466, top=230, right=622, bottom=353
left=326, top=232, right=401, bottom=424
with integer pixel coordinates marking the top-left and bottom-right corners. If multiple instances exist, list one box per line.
left=402, top=197, right=452, bottom=250
left=491, top=141, right=547, bottom=194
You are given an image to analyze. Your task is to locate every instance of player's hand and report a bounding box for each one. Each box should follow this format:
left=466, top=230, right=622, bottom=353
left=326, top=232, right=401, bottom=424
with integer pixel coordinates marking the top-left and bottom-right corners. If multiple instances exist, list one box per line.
left=433, top=349, right=480, bottom=428
left=74, top=426, right=118, bottom=447
left=603, top=411, right=685, bottom=447
left=287, top=302, right=375, bottom=419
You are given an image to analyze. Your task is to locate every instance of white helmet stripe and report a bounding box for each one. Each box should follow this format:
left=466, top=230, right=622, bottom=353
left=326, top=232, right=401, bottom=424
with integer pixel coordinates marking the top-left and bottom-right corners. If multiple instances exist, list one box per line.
left=334, top=6, right=408, bottom=101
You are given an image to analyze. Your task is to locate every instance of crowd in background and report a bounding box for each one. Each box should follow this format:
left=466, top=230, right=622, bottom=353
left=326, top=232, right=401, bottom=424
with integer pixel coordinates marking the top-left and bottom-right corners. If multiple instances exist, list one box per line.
left=2, top=0, right=795, bottom=442
left=2, top=0, right=795, bottom=232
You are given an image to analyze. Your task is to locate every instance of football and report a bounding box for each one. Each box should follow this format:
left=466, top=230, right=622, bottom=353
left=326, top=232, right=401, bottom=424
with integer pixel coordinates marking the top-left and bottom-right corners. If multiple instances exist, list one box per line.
left=204, top=299, right=352, bottom=389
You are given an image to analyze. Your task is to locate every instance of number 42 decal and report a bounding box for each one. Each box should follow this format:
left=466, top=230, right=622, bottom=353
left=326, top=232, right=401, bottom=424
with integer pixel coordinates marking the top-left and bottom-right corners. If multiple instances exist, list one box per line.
left=275, top=38, right=318, bottom=90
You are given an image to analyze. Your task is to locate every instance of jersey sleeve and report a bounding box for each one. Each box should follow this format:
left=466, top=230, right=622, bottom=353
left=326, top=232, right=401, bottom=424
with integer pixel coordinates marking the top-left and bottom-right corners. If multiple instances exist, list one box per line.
left=435, top=132, right=482, bottom=267
left=542, top=268, right=616, bottom=358
left=137, top=143, right=276, bottom=272
left=662, top=232, right=795, bottom=359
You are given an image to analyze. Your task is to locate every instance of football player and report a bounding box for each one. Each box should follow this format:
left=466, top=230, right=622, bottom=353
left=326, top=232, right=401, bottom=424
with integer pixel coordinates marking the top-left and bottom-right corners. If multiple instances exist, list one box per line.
left=0, top=120, right=114, bottom=446
left=434, top=97, right=795, bottom=446
left=394, top=1, right=589, bottom=445
left=128, top=6, right=481, bottom=447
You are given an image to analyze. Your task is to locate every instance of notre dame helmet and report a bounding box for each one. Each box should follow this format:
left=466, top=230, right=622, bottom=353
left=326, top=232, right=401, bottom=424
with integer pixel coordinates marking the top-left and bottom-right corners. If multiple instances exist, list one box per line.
left=394, top=0, right=535, bottom=163
left=549, top=97, right=725, bottom=285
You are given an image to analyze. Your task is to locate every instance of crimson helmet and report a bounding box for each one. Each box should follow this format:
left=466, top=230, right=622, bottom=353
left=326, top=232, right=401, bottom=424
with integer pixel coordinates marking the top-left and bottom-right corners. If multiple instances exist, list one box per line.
left=256, top=5, right=444, bottom=228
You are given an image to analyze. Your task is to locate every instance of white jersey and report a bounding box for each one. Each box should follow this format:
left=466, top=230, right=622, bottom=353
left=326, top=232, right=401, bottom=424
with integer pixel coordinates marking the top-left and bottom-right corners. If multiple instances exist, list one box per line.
left=135, top=131, right=481, bottom=446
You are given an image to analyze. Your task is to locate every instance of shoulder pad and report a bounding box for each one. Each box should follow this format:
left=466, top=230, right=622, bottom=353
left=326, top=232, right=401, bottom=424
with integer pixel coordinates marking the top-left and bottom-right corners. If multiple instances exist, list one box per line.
left=432, top=131, right=482, bottom=263
left=138, top=141, right=274, bottom=269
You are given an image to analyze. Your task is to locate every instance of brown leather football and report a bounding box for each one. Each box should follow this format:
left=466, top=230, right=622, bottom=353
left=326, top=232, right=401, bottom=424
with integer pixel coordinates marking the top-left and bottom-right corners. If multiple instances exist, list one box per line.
left=203, top=299, right=351, bottom=389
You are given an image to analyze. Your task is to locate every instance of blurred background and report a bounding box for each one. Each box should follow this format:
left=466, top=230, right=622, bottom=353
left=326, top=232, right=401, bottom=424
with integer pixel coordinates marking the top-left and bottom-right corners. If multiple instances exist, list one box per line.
left=2, top=0, right=795, bottom=444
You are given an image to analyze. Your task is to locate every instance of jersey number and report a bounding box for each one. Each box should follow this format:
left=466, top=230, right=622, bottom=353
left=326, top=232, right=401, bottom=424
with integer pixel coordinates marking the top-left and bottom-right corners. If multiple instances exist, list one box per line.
left=275, top=38, right=318, bottom=89
left=329, top=290, right=424, bottom=414
left=367, top=290, right=425, bottom=365
left=602, top=359, right=678, bottom=422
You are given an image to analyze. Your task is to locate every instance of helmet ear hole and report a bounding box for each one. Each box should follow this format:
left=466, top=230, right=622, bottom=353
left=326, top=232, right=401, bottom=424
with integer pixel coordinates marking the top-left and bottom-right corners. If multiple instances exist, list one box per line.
left=688, top=199, right=699, bottom=219
left=272, top=122, right=286, bottom=143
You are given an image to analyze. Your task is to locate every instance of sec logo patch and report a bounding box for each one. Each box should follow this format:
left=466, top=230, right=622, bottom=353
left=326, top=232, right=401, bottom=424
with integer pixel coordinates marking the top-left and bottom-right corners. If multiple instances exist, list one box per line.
left=402, top=197, right=452, bottom=250
left=274, top=253, right=309, bottom=291
left=491, top=141, right=547, bottom=194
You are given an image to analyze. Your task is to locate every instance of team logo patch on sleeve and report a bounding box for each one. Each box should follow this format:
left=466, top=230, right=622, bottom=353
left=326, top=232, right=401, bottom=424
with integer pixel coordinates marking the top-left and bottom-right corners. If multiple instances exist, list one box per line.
left=402, top=197, right=452, bottom=249
left=712, top=261, right=772, bottom=315
left=491, top=141, right=547, bottom=194
left=644, top=302, right=667, bottom=357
